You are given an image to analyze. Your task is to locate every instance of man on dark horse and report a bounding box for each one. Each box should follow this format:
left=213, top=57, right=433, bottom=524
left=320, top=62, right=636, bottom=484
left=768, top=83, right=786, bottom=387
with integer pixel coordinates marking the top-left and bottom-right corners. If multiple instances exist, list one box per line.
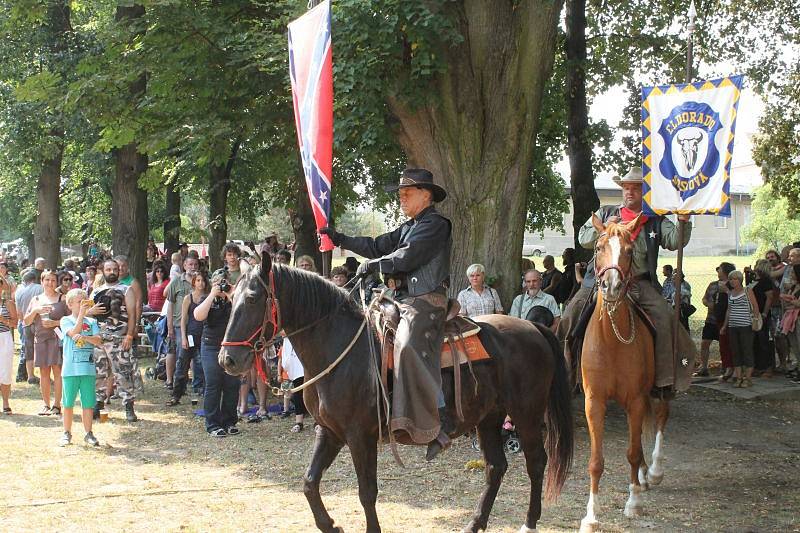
left=556, top=166, right=696, bottom=394
left=320, top=168, right=454, bottom=460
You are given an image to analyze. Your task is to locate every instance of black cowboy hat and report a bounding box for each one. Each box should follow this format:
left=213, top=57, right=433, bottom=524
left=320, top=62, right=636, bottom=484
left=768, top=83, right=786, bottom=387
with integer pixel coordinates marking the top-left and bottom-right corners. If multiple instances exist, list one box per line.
left=384, top=168, right=447, bottom=203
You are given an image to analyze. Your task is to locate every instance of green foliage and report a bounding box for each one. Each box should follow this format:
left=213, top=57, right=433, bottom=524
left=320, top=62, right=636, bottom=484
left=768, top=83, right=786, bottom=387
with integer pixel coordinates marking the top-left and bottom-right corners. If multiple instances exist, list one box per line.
left=740, top=183, right=800, bottom=255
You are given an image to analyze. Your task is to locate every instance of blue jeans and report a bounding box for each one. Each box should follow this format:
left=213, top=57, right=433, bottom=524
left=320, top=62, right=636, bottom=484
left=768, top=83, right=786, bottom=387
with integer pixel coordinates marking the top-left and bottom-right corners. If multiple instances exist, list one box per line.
left=174, top=325, right=204, bottom=396
left=200, top=343, right=239, bottom=432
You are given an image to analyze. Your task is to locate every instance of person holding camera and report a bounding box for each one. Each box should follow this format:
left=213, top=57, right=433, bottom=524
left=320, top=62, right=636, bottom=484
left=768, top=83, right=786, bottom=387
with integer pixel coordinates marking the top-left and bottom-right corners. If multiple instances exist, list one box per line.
left=193, top=268, right=239, bottom=437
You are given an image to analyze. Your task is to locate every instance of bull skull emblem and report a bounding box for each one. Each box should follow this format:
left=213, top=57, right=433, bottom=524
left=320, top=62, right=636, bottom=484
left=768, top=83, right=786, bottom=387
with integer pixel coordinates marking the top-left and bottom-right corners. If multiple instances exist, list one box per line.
left=677, top=131, right=703, bottom=171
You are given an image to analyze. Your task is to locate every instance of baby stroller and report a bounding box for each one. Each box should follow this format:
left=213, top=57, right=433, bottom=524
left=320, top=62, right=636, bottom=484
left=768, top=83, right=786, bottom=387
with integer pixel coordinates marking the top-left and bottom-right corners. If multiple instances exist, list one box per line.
left=470, top=420, right=522, bottom=454
left=143, top=313, right=169, bottom=382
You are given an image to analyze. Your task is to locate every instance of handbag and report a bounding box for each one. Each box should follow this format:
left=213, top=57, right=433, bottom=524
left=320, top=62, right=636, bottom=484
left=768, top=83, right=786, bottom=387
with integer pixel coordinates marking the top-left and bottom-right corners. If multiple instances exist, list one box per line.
left=747, top=289, right=763, bottom=332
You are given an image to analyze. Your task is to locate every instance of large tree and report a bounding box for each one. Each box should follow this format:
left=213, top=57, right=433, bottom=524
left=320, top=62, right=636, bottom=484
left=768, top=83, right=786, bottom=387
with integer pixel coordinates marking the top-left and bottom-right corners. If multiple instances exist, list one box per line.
left=335, top=1, right=564, bottom=303
left=111, top=4, right=148, bottom=290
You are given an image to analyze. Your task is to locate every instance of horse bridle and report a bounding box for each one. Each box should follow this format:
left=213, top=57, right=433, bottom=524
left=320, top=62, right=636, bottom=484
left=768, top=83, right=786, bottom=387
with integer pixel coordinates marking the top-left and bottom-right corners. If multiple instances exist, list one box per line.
left=220, top=265, right=281, bottom=382
left=594, top=233, right=632, bottom=303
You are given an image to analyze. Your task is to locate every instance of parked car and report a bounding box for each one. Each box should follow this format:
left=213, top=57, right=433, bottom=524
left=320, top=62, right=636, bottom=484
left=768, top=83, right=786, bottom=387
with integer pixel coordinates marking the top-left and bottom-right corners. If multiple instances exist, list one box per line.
left=522, top=243, right=546, bottom=257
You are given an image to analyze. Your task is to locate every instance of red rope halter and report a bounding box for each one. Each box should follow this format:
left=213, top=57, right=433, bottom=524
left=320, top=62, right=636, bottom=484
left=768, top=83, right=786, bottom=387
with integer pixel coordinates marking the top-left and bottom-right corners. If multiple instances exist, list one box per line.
left=220, top=266, right=281, bottom=383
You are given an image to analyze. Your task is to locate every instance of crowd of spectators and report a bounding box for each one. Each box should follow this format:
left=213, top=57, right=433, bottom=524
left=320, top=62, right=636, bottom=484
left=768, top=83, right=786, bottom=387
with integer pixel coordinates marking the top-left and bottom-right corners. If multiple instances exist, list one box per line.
left=0, top=233, right=347, bottom=444
left=4, top=231, right=800, bottom=448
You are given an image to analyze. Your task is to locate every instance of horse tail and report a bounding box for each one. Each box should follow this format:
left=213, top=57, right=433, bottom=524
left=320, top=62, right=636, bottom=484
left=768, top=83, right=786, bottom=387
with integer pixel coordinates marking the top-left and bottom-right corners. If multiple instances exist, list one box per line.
left=533, top=323, right=574, bottom=502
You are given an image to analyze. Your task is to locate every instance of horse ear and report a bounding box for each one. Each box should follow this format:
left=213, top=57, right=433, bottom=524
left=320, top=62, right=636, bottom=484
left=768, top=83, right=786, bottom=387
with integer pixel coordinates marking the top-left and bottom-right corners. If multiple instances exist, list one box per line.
left=625, top=212, right=646, bottom=233
left=260, top=248, right=272, bottom=277
left=591, top=213, right=605, bottom=234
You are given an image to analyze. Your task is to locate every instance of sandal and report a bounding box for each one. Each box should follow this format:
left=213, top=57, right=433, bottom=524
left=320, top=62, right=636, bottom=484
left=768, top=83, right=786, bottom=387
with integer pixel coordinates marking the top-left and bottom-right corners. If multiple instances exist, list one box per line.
left=2, top=406, right=11, bottom=415
left=226, top=426, right=241, bottom=436
left=290, top=423, right=304, bottom=433
left=247, top=413, right=263, bottom=424
left=50, top=406, right=61, bottom=417
left=38, top=405, right=51, bottom=416
left=209, top=427, right=227, bottom=438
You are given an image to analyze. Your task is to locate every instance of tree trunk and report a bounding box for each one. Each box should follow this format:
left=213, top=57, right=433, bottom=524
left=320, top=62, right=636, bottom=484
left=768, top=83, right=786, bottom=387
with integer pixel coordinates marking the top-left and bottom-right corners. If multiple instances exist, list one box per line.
left=386, top=1, right=562, bottom=306
left=33, top=1, right=71, bottom=270
left=289, top=175, right=322, bottom=270
left=163, top=184, right=181, bottom=256
left=566, top=0, right=599, bottom=261
left=208, top=140, right=240, bottom=272
left=112, top=4, right=148, bottom=293
left=34, top=136, right=64, bottom=269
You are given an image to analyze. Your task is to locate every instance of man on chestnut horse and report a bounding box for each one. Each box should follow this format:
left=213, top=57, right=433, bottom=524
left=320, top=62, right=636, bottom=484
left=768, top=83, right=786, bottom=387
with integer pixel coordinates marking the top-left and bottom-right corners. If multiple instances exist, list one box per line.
left=320, top=168, right=454, bottom=460
left=558, top=166, right=696, bottom=395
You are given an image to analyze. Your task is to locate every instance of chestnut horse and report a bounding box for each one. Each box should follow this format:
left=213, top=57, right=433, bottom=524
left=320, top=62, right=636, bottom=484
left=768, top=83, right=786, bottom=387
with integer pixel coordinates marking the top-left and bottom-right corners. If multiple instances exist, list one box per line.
left=578, top=215, right=670, bottom=533
left=219, top=253, right=574, bottom=533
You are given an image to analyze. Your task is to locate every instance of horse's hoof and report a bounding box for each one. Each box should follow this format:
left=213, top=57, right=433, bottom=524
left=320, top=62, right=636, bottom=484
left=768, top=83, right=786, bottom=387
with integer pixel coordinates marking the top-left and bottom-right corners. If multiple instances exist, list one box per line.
left=518, top=525, right=538, bottom=533
left=460, top=521, right=485, bottom=533
left=647, top=469, right=664, bottom=486
left=330, top=527, right=344, bottom=533
left=624, top=503, right=644, bottom=517
left=579, top=518, right=599, bottom=533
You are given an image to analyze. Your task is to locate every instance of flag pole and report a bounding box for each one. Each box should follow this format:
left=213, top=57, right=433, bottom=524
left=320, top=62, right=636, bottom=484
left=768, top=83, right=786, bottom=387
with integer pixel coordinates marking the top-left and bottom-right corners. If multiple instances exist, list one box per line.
left=672, top=0, right=696, bottom=389
left=308, top=0, right=332, bottom=279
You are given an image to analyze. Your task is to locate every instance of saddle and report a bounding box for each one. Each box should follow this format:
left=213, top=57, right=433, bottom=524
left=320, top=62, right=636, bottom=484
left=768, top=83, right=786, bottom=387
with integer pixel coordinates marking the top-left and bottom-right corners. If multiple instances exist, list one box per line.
left=371, top=295, right=490, bottom=424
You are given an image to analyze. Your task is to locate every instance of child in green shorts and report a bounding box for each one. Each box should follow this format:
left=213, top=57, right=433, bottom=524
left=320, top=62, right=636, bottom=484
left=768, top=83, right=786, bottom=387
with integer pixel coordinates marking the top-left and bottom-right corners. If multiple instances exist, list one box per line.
left=59, top=289, right=103, bottom=446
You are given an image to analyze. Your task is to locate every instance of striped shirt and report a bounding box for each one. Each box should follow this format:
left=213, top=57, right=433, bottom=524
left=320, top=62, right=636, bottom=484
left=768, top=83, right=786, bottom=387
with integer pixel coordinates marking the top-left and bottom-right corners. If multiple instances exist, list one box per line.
left=727, top=291, right=752, bottom=328
left=0, top=302, right=11, bottom=334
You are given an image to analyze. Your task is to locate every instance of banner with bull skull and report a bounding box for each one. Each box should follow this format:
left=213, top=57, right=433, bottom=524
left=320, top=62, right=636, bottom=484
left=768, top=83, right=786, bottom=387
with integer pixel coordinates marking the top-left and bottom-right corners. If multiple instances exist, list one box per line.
left=641, top=75, right=743, bottom=217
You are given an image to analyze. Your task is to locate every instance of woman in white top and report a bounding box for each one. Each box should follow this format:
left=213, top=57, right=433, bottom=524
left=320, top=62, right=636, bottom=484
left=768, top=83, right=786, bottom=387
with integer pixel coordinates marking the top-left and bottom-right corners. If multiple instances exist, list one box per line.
left=279, top=337, right=307, bottom=433
left=721, top=270, right=760, bottom=388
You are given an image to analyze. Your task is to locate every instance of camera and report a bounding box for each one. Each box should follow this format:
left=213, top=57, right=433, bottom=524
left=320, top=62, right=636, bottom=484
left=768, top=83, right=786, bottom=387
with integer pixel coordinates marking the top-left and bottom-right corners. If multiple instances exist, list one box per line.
left=218, top=266, right=231, bottom=293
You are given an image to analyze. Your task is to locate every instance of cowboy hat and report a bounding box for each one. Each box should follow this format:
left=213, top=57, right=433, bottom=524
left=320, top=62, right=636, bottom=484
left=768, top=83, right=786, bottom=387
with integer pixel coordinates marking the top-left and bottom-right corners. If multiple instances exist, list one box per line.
left=384, top=168, right=447, bottom=203
left=612, top=166, right=644, bottom=185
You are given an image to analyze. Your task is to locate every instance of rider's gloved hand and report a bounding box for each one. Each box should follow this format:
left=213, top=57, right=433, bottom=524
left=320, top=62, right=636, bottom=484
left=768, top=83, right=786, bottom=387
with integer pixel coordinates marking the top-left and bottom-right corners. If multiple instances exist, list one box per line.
left=356, top=259, right=380, bottom=278
left=319, top=227, right=343, bottom=246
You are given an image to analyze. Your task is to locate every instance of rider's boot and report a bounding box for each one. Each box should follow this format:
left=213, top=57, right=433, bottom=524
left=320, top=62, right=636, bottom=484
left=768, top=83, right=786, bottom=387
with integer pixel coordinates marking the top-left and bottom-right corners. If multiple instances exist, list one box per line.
left=425, top=407, right=454, bottom=461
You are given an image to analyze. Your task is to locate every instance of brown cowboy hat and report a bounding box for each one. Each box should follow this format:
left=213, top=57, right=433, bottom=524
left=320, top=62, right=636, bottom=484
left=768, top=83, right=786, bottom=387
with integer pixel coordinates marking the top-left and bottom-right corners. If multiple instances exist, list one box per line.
left=612, top=166, right=644, bottom=185
left=384, top=168, right=447, bottom=203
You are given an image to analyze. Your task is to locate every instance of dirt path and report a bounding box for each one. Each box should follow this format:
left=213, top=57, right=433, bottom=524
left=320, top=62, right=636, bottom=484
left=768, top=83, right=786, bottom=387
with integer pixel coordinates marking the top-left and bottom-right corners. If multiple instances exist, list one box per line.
left=1, top=379, right=798, bottom=532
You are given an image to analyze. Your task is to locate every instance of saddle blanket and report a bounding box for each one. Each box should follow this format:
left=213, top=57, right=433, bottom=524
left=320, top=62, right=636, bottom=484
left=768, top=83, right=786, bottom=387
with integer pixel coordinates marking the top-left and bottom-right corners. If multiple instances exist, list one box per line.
left=386, top=334, right=491, bottom=370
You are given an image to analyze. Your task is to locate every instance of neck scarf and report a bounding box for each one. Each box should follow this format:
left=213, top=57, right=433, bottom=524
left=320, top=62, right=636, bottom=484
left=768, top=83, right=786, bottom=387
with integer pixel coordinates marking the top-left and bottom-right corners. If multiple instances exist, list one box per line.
left=619, top=207, right=648, bottom=241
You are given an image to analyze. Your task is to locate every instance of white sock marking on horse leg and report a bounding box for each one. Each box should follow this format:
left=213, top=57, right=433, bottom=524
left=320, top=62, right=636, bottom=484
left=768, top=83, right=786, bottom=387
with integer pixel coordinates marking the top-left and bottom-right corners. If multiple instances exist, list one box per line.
left=518, top=526, right=538, bottom=533
left=579, top=492, right=600, bottom=532
left=624, top=483, right=644, bottom=517
left=638, top=464, right=649, bottom=489
left=647, top=430, right=664, bottom=485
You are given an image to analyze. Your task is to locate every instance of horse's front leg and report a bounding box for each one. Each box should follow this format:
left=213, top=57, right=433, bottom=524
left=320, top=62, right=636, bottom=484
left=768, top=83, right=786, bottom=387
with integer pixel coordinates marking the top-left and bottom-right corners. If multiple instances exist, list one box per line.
left=346, top=431, right=381, bottom=533
left=304, top=425, right=345, bottom=533
left=580, top=394, right=606, bottom=533
left=647, top=398, right=670, bottom=486
left=624, top=397, right=647, bottom=517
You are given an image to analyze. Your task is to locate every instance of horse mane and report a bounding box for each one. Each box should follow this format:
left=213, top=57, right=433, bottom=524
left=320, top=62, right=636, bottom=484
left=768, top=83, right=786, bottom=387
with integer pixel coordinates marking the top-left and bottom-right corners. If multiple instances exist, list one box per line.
left=270, top=264, right=363, bottom=327
left=603, top=220, right=634, bottom=243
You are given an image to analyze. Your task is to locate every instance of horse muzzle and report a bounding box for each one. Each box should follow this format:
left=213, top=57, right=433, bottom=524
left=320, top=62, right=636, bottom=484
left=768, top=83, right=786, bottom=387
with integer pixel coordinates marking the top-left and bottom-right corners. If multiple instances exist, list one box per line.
left=218, top=346, right=254, bottom=376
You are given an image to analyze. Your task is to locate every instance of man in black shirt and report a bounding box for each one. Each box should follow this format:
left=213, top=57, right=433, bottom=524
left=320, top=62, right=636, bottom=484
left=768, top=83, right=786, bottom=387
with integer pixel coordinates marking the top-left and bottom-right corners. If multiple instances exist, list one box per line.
left=321, top=168, right=453, bottom=460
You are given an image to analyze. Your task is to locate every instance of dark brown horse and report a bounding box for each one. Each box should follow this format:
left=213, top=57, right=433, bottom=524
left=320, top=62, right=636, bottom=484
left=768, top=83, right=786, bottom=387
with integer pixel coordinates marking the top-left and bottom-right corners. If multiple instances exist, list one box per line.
left=219, top=253, right=573, bottom=533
